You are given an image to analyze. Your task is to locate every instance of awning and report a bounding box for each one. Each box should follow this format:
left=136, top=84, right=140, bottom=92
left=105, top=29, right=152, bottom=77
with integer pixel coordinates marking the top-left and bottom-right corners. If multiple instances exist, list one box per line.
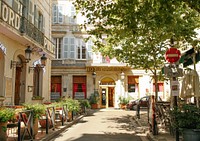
left=179, top=48, right=200, bottom=67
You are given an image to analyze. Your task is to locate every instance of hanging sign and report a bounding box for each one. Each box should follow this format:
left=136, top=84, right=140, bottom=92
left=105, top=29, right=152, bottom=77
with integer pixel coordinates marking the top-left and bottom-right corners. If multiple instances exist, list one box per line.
left=171, top=81, right=179, bottom=96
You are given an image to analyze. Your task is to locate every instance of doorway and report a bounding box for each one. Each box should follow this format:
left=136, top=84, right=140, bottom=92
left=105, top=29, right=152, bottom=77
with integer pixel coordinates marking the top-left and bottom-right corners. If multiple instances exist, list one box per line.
left=99, top=77, right=115, bottom=108
left=14, top=67, right=22, bottom=105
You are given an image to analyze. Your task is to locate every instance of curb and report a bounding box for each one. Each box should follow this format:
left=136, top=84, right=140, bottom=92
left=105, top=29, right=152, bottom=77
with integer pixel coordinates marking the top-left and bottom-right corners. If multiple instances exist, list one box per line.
left=40, top=115, right=85, bottom=141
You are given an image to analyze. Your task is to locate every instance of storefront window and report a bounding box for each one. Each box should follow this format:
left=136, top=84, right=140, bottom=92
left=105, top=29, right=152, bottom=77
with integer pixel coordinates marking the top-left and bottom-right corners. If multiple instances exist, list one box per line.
left=128, top=76, right=139, bottom=93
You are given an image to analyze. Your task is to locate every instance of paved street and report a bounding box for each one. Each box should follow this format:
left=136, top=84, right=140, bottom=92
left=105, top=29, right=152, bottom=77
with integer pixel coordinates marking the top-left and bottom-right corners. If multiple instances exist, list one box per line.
left=49, top=109, right=149, bottom=141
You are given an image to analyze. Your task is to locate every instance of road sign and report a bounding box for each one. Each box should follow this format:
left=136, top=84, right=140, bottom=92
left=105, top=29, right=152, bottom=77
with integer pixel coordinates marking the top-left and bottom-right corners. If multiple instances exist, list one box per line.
left=165, top=47, right=181, bottom=63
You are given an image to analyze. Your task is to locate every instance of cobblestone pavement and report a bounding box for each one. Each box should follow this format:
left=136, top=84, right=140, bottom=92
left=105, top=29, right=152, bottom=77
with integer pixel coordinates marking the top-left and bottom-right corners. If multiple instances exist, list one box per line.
left=49, top=108, right=149, bottom=141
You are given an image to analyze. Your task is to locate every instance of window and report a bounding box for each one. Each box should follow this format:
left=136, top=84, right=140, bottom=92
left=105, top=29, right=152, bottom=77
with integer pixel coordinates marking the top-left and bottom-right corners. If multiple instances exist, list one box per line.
left=33, top=65, right=43, bottom=97
left=63, top=37, right=75, bottom=59
left=28, top=1, right=34, bottom=24
left=51, top=76, right=62, bottom=101
left=128, top=76, right=139, bottom=93
left=86, top=39, right=93, bottom=59
left=53, top=38, right=62, bottom=59
left=153, top=83, right=164, bottom=92
left=77, top=39, right=86, bottom=59
left=52, top=4, right=63, bottom=24
left=69, top=5, right=76, bottom=24
left=73, top=76, right=87, bottom=99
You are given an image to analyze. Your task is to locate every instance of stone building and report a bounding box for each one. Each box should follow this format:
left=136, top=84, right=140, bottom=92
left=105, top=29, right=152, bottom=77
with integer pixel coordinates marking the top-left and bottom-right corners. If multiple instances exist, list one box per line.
left=51, top=0, right=169, bottom=109
left=0, top=0, right=54, bottom=105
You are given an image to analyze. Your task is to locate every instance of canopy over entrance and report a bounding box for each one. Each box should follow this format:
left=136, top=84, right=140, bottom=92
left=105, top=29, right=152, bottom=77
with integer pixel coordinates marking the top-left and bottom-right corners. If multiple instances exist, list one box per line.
left=179, top=48, right=200, bottom=67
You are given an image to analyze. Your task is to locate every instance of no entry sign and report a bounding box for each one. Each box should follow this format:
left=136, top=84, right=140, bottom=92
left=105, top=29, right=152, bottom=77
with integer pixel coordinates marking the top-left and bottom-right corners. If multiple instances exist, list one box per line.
left=165, top=47, right=181, bottom=63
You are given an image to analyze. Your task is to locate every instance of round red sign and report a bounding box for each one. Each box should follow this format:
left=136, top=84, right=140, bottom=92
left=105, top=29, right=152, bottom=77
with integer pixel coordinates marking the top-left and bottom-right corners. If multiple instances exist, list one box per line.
left=165, top=47, right=181, bottom=63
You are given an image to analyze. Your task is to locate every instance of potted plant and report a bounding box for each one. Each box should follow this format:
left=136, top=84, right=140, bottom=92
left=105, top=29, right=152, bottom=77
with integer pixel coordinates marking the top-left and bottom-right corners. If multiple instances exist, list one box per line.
left=119, top=96, right=129, bottom=109
left=89, top=92, right=100, bottom=109
left=79, top=99, right=91, bottom=113
left=170, top=104, right=200, bottom=141
left=63, top=98, right=80, bottom=121
left=0, top=107, right=15, bottom=141
left=23, top=103, right=46, bottom=138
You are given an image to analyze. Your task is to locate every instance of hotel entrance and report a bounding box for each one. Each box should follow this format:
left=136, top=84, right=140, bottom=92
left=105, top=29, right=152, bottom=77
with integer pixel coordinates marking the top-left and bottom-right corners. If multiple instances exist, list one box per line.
left=99, top=77, right=115, bottom=108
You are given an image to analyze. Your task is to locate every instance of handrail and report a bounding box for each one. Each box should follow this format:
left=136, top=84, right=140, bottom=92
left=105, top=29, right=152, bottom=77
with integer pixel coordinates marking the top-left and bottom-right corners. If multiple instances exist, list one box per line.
left=46, top=106, right=56, bottom=134
left=61, top=104, right=68, bottom=126
left=17, top=110, right=33, bottom=141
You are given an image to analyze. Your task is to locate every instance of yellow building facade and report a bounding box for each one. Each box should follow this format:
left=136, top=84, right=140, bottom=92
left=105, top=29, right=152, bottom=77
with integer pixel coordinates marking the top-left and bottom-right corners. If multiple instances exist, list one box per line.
left=0, top=0, right=54, bottom=105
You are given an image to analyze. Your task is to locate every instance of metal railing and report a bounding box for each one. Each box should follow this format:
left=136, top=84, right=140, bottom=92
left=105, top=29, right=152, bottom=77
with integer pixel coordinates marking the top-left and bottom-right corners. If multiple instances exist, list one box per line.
left=17, top=110, right=34, bottom=141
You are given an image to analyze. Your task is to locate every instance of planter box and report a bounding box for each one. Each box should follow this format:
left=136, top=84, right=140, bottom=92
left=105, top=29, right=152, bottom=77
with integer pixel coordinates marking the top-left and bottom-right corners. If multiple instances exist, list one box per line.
left=91, top=104, right=98, bottom=109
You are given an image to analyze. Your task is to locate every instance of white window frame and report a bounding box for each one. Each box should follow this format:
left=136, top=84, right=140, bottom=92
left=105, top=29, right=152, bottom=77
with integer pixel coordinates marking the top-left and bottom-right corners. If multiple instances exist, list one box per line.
left=52, top=4, right=63, bottom=24
left=63, top=37, right=75, bottom=59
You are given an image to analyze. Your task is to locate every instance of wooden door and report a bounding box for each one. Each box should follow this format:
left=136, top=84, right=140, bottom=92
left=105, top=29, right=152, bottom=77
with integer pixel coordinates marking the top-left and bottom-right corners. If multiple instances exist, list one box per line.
left=14, top=67, right=21, bottom=105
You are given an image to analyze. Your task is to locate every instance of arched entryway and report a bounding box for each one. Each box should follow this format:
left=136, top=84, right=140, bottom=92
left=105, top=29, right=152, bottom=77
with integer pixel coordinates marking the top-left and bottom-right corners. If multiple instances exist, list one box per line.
left=14, top=56, right=26, bottom=105
left=99, top=77, right=115, bottom=108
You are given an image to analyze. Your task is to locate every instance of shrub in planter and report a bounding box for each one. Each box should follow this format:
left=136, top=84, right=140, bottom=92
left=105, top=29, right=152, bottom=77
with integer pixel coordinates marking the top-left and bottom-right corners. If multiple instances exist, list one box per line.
left=79, top=99, right=91, bottom=113
left=89, top=92, right=100, bottom=109
left=170, top=104, right=200, bottom=141
left=0, top=107, right=15, bottom=141
left=22, top=103, right=46, bottom=137
left=63, top=98, right=80, bottom=121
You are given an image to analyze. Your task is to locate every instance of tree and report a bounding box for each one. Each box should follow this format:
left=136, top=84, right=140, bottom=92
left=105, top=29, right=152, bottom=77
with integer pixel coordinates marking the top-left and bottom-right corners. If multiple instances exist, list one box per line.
left=73, top=0, right=200, bottom=101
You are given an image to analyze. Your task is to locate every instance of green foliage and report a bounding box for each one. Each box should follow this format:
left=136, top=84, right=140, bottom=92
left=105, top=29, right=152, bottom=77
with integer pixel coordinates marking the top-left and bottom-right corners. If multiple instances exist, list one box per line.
left=118, top=96, right=129, bottom=105
left=63, top=98, right=81, bottom=112
left=23, top=103, right=46, bottom=121
left=79, top=99, right=91, bottom=108
left=170, top=104, right=200, bottom=129
left=89, top=92, right=100, bottom=105
left=74, top=0, right=200, bottom=101
left=0, top=107, right=15, bottom=123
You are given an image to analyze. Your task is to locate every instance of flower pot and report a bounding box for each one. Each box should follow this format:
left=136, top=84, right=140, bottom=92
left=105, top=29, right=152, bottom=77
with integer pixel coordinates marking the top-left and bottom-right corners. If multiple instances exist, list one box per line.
left=0, top=122, right=7, bottom=141
left=91, top=104, right=98, bottom=109
left=182, top=128, right=200, bottom=141
left=39, top=118, right=52, bottom=128
left=67, top=111, right=72, bottom=122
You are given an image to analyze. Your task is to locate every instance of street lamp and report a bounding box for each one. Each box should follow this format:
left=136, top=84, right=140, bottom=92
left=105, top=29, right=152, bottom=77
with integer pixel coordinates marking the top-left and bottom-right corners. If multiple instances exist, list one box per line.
left=40, top=54, right=47, bottom=66
left=92, top=72, right=96, bottom=94
left=25, top=46, right=32, bottom=62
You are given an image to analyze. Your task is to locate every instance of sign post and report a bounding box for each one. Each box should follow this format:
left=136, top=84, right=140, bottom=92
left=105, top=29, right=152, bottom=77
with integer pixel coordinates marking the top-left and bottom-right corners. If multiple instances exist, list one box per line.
left=165, top=47, right=181, bottom=141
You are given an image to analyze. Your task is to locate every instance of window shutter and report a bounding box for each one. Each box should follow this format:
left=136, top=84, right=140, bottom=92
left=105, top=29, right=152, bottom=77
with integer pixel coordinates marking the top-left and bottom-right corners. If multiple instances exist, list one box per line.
left=52, top=5, right=58, bottom=23
left=70, top=38, right=75, bottom=59
left=70, top=5, right=76, bottom=24
left=87, top=40, right=93, bottom=59
left=58, top=5, right=63, bottom=24
left=63, top=37, right=69, bottom=58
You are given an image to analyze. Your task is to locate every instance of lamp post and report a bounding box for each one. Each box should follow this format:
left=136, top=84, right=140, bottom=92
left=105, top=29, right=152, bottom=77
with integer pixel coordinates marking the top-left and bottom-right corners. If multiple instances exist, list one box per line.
left=40, top=54, right=47, bottom=66
left=92, top=72, right=96, bottom=94
left=25, top=46, right=32, bottom=62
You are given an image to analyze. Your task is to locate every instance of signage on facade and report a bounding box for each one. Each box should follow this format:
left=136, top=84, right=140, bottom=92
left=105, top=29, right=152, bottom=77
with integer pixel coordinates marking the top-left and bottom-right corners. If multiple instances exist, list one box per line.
left=0, top=3, right=21, bottom=30
left=0, top=43, right=6, bottom=55
left=86, top=66, right=126, bottom=72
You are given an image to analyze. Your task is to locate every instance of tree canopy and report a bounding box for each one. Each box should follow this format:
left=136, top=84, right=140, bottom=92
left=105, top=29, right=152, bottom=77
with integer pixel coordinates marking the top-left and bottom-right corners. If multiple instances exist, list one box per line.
left=74, top=0, right=200, bottom=70
left=73, top=0, right=200, bottom=100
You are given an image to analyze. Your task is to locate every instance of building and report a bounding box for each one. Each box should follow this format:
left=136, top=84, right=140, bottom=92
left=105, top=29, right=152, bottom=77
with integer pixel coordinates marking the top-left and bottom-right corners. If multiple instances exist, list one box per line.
left=0, top=0, right=54, bottom=105
left=51, top=0, right=169, bottom=109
